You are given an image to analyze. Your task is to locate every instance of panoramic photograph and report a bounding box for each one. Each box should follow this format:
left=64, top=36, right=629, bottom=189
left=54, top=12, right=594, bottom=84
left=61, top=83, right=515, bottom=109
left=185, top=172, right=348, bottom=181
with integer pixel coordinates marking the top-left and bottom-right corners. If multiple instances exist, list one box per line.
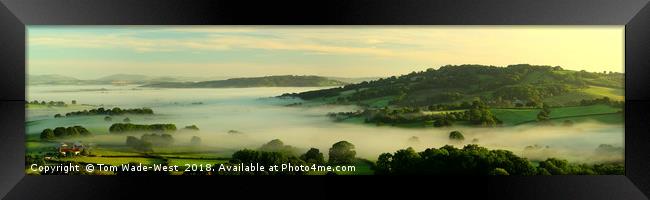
left=25, top=26, right=624, bottom=175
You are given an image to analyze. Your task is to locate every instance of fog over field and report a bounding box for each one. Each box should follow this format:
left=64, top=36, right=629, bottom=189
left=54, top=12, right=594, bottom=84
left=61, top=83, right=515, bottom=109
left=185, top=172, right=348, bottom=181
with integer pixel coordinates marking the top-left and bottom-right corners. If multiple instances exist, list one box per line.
left=27, top=85, right=623, bottom=163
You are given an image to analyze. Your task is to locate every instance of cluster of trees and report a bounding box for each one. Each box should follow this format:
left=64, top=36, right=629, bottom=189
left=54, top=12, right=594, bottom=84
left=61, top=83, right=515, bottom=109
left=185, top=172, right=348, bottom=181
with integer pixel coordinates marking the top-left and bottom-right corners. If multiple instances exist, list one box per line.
left=258, top=139, right=300, bottom=156
left=126, top=134, right=174, bottom=151
left=463, top=100, right=502, bottom=126
left=40, top=126, right=91, bottom=140
left=493, top=83, right=570, bottom=103
left=426, top=101, right=474, bottom=111
left=63, top=107, right=154, bottom=117
left=183, top=125, right=200, bottom=131
left=126, top=136, right=153, bottom=152
left=224, top=149, right=307, bottom=175
left=375, top=144, right=623, bottom=175
left=109, top=123, right=177, bottom=134
left=27, top=100, right=67, bottom=107
left=356, top=100, right=501, bottom=127
left=579, top=97, right=624, bottom=107
left=413, top=92, right=464, bottom=106
left=536, top=158, right=623, bottom=175
left=217, top=140, right=356, bottom=175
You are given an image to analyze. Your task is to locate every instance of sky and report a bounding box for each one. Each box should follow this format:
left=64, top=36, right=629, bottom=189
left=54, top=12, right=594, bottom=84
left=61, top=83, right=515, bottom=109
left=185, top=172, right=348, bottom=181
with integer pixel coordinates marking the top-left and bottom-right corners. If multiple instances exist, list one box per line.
left=27, top=26, right=624, bottom=79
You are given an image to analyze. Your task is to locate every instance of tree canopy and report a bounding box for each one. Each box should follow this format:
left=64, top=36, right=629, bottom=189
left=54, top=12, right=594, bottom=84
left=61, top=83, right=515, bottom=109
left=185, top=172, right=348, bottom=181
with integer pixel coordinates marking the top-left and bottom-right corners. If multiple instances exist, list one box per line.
left=328, top=141, right=356, bottom=165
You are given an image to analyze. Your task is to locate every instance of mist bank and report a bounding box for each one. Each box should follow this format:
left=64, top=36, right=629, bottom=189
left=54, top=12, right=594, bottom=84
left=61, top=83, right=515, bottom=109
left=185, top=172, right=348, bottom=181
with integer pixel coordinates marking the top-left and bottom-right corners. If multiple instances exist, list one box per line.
left=27, top=85, right=623, bottom=164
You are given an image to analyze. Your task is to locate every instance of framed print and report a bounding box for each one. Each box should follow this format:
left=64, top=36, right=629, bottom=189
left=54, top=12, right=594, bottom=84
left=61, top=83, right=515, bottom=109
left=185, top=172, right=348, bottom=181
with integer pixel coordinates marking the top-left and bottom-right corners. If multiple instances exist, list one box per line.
left=1, top=0, right=650, bottom=199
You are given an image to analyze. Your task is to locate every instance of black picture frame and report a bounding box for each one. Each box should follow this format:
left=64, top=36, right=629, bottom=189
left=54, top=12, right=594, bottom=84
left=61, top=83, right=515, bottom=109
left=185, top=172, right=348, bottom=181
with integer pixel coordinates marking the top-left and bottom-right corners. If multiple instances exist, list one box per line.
left=1, top=0, right=649, bottom=199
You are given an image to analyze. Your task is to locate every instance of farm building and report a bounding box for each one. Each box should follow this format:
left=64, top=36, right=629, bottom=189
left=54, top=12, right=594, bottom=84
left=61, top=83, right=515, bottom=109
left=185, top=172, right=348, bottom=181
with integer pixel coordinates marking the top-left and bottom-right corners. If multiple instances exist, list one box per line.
left=58, top=142, right=85, bottom=156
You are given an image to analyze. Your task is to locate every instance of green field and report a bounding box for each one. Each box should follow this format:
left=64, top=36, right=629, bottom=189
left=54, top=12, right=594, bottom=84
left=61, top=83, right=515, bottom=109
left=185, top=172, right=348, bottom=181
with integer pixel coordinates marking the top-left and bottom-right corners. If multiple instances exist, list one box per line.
left=491, top=104, right=622, bottom=125
left=56, top=156, right=166, bottom=166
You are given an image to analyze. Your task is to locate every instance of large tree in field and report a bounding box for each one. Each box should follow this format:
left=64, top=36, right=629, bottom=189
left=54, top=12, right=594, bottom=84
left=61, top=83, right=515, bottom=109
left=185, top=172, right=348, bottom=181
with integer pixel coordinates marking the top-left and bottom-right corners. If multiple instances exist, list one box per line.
left=449, top=131, right=465, bottom=142
left=537, top=103, right=551, bottom=122
left=328, top=141, right=356, bottom=165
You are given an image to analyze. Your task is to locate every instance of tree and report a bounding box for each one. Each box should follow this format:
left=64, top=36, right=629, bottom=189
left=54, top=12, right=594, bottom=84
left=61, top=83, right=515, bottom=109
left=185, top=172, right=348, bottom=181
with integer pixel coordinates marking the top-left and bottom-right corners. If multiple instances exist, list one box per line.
left=449, top=131, right=465, bottom=142
left=375, top=153, right=393, bottom=174
left=390, top=147, right=421, bottom=173
left=259, top=139, right=285, bottom=152
left=40, top=128, right=55, bottom=140
left=537, top=103, right=551, bottom=122
left=71, top=100, right=77, bottom=105
left=104, top=116, right=112, bottom=122
left=300, top=148, right=325, bottom=165
left=65, top=127, right=80, bottom=137
left=80, top=148, right=90, bottom=156
left=54, top=114, right=63, bottom=118
left=53, top=127, right=66, bottom=138
left=126, top=136, right=140, bottom=147
left=123, top=117, right=131, bottom=123
left=74, top=126, right=91, bottom=136
left=328, top=141, right=356, bottom=165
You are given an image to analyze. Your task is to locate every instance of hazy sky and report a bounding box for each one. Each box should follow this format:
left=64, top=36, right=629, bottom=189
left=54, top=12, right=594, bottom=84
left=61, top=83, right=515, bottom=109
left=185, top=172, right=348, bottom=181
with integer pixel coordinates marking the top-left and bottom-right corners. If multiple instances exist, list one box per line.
left=28, top=26, right=624, bottom=79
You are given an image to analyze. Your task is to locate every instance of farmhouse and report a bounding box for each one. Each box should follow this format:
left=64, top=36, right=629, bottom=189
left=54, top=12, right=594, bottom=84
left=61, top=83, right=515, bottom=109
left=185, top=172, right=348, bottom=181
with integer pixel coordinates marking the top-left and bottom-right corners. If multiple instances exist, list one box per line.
left=58, top=142, right=85, bottom=156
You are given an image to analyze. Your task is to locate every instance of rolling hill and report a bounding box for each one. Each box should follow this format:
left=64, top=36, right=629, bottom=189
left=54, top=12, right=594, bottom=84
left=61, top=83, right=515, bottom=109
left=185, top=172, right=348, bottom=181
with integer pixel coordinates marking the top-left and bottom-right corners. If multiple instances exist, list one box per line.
left=281, top=64, right=624, bottom=108
left=141, top=75, right=347, bottom=88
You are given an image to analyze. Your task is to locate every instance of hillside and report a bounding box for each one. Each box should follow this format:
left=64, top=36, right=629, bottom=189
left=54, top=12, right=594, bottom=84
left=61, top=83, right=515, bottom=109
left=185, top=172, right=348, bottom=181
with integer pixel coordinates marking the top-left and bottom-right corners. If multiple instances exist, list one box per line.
left=281, top=64, right=624, bottom=108
left=141, top=75, right=347, bottom=88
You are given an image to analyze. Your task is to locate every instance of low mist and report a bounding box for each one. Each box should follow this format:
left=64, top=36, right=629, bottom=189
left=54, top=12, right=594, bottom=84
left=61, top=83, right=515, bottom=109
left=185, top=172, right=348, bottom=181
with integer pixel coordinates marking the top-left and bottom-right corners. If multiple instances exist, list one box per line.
left=27, top=85, right=623, bottom=164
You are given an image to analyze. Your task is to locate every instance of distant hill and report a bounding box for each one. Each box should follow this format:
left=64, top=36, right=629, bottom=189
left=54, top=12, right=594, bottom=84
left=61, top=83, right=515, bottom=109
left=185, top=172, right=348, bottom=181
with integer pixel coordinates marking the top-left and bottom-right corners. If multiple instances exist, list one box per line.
left=96, top=74, right=151, bottom=82
left=141, top=75, right=347, bottom=88
left=28, top=74, right=88, bottom=85
left=326, top=77, right=382, bottom=84
left=27, top=74, right=236, bottom=85
left=280, top=64, right=624, bottom=108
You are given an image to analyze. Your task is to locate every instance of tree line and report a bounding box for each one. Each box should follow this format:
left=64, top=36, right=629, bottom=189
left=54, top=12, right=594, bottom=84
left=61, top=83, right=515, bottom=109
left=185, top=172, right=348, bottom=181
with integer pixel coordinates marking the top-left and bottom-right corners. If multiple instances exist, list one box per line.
left=40, top=126, right=92, bottom=140
left=209, top=140, right=356, bottom=175
left=62, top=107, right=154, bottom=117
left=375, top=144, right=623, bottom=175
left=109, top=123, right=177, bottom=134
left=330, top=99, right=502, bottom=127
left=27, top=100, right=69, bottom=107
